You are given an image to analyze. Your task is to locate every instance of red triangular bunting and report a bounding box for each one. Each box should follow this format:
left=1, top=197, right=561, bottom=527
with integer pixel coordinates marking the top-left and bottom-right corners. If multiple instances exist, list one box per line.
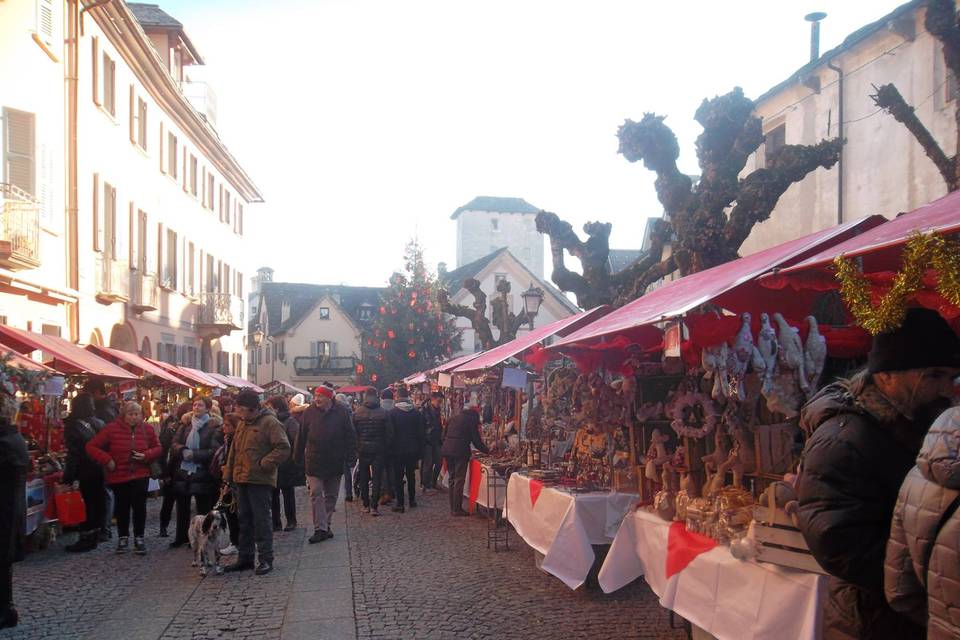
left=529, top=479, right=544, bottom=507
left=468, top=459, right=482, bottom=514
left=665, top=521, right=717, bottom=579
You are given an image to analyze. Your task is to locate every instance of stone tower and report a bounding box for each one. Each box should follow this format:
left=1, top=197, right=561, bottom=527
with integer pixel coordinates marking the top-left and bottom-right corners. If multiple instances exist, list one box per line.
left=451, top=196, right=544, bottom=277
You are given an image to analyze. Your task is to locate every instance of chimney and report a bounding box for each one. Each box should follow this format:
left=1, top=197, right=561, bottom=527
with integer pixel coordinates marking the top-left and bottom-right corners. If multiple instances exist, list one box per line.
left=805, top=12, right=827, bottom=62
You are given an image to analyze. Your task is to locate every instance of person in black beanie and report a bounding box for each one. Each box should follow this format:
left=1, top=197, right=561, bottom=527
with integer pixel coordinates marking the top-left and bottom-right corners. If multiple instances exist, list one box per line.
left=0, top=386, right=28, bottom=629
left=796, top=307, right=960, bottom=640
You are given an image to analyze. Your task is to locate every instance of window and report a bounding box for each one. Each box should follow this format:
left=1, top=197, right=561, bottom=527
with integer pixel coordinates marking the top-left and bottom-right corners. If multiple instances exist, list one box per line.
left=163, top=227, right=177, bottom=288
left=2, top=107, right=36, bottom=196
left=948, top=72, right=958, bottom=104
left=278, top=341, right=285, bottom=362
left=167, top=132, right=178, bottom=177
left=494, top=273, right=508, bottom=286
left=217, top=351, right=229, bottom=375
left=490, top=218, right=499, bottom=232
left=236, top=204, right=244, bottom=235
left=762, top=123, right=786, bottom=166
left=102, top=53, right=115, bottom=116
left=236, top=271, right=243, bottom=298
left=189, top=154, right=198, bottom=196
left=187, top=242, right=195, bottom=295
left=134, top=96, right=147, bottom=150
left=91, top=37, right=99, bottom=106
left=36, top=0, right=55, bottom=48
left=358, top=306, right=372, bottom=321
left=104, top=181, right=116, bottom=258
left=232, top=353, right=242, bottom=376
left=221, top=189, right=231, bottom=224
left=206, top=174, right=215, bottom=210
left=137, top=210, right=150, bottom=272
left=319, top=307, right=330, bottom=320
left=311, top=341, right=333, bottom=358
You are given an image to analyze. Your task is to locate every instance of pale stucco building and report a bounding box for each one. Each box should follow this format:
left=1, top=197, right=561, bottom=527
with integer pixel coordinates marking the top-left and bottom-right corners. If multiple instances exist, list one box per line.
left=0, top=1, right=260, bottom=376
left=452, top=196, right=545, bottom=278
left=740, top=0, right=955, bottom=255
left=248, top=282, right=383, bottom=389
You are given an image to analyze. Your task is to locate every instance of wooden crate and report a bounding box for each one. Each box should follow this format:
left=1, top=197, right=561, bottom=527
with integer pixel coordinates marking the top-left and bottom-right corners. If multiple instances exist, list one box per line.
left=752, top=506, right=828, bottom=575
left=752, top=421, right=800, bottom=476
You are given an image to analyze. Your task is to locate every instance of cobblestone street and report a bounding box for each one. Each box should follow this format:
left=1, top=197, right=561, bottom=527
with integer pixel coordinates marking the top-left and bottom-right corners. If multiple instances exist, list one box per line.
left=1, top=488, right=684, bottom=640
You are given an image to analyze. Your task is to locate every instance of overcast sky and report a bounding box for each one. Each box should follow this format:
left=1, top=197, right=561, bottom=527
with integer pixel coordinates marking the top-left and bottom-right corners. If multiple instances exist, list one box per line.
left=160, top=0, right=905, bottom=287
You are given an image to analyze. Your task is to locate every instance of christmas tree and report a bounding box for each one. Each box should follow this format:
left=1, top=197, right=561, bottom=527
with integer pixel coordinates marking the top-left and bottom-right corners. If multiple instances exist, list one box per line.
left=358, top=240, right=461, bottom=387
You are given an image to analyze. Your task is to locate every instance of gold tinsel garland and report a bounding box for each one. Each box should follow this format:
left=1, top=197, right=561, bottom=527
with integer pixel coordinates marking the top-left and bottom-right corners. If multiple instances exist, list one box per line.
left=834, top=232, right=960, bottom=334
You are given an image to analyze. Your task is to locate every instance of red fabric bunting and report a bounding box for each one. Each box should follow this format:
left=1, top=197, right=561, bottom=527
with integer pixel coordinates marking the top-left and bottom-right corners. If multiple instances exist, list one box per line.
left=467, top=459, right=482, bottom=514
left=665, top=521, right=717, bottom=579
left=529, top=479, right=544, bottom=507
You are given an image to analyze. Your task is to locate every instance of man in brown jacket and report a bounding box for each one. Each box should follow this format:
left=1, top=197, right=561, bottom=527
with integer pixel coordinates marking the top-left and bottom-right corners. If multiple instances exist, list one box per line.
left=224, top=390, right=290, bottom=576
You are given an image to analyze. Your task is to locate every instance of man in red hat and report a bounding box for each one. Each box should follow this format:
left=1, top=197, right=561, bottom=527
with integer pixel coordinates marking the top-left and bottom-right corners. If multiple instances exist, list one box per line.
left=293, top=385, right=356, bottom=544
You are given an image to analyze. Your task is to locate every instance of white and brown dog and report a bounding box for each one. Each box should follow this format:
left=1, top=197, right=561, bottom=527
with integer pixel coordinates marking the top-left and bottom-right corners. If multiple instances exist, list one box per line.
left=188, top=510, right=229, bottom=576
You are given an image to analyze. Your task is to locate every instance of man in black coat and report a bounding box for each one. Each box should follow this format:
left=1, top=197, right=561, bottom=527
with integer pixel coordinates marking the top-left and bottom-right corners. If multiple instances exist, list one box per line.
left=353, top=388, right=393, bottom=516
left=0, top=406, right=28, bottom=629
left=388, top=388, right=425, bottom=513
left=294, top=386, right=356, bottom=543
left=796, top=308, right=960, bottom=640
left=420, top=392, right=444, bottom=493
left=440, top=404, right=489, bottom=516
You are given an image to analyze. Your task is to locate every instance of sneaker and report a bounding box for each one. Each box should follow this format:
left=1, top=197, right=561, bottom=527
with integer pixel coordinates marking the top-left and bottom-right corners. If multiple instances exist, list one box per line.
left=133, top=537, right=147, bottom=555
left=220, top=544, right=238, bottom=556
left=0, top=607, right=18, bottom=630
left=324, top=529, right=334, bottom=540
left=370, top=507, right=380, bottom=517
left=116, top=536, right=129, bottom=554
left=308, top=531, right=328, bottom=544
left=254, top=561, right=273, bottom=576
left=66, top=532, right=97, bottom=553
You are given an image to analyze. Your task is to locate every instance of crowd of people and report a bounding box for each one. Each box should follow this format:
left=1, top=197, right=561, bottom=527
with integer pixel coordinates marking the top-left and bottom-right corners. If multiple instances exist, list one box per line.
left=0, top=377, right=490, bottom=629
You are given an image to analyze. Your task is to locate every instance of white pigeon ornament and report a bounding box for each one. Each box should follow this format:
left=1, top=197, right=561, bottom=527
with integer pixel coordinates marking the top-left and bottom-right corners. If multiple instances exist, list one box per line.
left=803, top=316, right=827, bottom=395
left=773, top=312, right=808, bottom=394
left=727, top=312, right=754, bottom=401
left=757, top=313, right=778, bottom=393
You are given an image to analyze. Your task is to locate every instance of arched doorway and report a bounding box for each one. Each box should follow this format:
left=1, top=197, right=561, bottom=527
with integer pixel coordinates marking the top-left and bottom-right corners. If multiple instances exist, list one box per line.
left=108, top=323, right=137, bottom=353
left=140, top=337, right=152, bottom=359
left=88, top=329, right=103, bottom=346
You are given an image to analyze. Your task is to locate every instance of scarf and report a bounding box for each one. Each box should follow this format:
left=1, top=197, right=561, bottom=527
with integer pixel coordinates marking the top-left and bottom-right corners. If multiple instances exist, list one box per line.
left=180, top=413, right=209, bottom=475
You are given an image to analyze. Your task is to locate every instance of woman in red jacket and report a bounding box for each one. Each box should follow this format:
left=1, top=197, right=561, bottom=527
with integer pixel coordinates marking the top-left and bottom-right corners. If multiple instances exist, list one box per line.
left=86, top=401, right=161, bottom=554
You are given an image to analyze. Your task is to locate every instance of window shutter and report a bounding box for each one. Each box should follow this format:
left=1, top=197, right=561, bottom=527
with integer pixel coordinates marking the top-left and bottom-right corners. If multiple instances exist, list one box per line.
left=128, top=203, right=136, bottom=266
left=91, top=37, right=100, bottom=106
left=92, top=173, right=101, bottom=252
left=37, top=0, right=55, bottom=47
left=3, top=108, right=36, bottom=196
left=331, top=342, right=338, bottom=357
left=218, top=185, right=224, bottom=221
left=157, top=222, right=165, bottom=279
left=310, top=342, right=318, bottom=358
left=182, top=147, right=188, bottom=191
left=106, top=57, right=116, bottom=115
left=106, top=183, right=116, bottom=257
left=238, top=204, right=244, bottom=236
left=158, top=122, right=165, bottom=173
left=128, top=86, right=136, bottom=143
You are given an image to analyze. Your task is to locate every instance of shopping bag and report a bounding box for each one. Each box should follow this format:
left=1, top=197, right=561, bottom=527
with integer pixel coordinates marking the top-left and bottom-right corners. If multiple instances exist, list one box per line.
left=54, top=490, right=87, bottom=527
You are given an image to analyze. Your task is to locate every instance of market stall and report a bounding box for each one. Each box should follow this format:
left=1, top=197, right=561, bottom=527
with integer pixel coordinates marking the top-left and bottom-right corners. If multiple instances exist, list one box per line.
left=262, top=380, right=311, bottom=397
left=598, top=508, right=826, bottom=640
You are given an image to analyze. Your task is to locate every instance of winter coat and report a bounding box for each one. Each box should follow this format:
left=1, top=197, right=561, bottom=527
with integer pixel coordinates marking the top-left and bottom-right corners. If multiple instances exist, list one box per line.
left=0, top=421, right=28, bottom=565
left=85, top=418, right=162, bottom=485
left=353, top=400, right=394, bottom=458
left=62, top=414, right=105, bottom=485
left=886, top=406, right=960, bottom=640
left=276, top=411, right=305, bottom=487
left=796, top=379, right=928, bottom=640
left=157, top=417, right=179, bottom=480
left=169, top=413, right=224, bottom=496
left=440, top=409, right=489, bottom=459
left=294, top=402, right=357, bottom=479
left=421, top=402, right=443, bottom=447
left=94, top=396, right=118, bottom=424
left=224, top=409, right=291, bottom=487
left=389, top=401, right=425, bottom=457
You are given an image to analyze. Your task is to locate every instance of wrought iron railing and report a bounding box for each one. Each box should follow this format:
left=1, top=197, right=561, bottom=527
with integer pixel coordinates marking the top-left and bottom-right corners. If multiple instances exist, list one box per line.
left=196, top=292, right=243, bottom=328
left=0, top=183, right=40, bottom=268
left=293, top=356, right=357, bottom=376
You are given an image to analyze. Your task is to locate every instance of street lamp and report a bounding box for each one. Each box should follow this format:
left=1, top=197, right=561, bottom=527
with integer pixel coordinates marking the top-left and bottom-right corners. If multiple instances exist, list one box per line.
left=521, top=283, right=544, bottom=327
left=251, top=328, right=264, bottom=346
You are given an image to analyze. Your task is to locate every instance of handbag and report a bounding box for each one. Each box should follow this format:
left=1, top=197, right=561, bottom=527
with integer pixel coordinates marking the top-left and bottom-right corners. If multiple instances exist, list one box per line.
left=54, top=490, right=87, bottom=527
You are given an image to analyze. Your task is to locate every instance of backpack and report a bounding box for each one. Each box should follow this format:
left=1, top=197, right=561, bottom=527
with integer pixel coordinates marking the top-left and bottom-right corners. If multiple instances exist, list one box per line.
left=209, top=443, right=227, bottom=482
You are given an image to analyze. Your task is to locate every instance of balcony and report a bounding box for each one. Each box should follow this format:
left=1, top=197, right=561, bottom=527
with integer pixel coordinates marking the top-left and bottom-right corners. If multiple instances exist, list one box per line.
left=130, top=272, right=159, bottom=313
left=196, top=292, right=244, bottom=338
left=94, top=255, right=130, bottom=303
left=293, top=356, right=357, bottom=377
left=0, top=184, right=40, bottom=270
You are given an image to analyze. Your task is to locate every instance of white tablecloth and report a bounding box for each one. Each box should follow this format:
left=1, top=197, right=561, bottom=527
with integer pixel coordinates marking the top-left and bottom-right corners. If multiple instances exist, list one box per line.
left=438, top=460, right=506, bottom=510
left=504, top=473, right=637, bottom=589
left=598, top=509, right=826, bottom=640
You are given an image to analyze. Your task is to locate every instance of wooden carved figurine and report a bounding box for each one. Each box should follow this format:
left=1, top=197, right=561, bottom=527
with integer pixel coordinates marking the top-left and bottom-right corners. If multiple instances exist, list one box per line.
left=644, top=428, right=670, bottom=482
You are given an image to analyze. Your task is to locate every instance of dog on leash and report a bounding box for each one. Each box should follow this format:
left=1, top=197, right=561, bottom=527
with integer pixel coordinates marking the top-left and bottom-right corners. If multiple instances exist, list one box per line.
left=188, top=510, right=229, bottom=575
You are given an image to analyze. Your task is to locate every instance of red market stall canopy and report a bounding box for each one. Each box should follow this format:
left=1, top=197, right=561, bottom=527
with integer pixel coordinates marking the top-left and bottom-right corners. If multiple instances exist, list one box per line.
left=777, top=191, right=960, bottom=277
left=453, top=306, right=612, bottom=374
left=337, top=385, right=371, bottom=394
left=206, top=372, right=263, bottom=392
left=402, top=372, right=427, bottom=385
left=262, top=380, right=311, bottom=396
left=428, top=351, right=485, bottom=375
left=2, top=350, right=59, bottom=374
left=180, top=367, right=229, bottom=389
left=0, top=325, right=137, bottom=379
left=146, top=359, right=225, bottom=389
left=551, top=216, right=886, bottom=352
left=85, top=345, right=190, bottom=387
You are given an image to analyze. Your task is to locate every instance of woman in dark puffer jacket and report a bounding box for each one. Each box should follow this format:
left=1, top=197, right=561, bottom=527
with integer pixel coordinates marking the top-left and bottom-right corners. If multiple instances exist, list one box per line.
left=168, top=397, right=223, bottom=548
left=61, top=393, right=106, bottom=552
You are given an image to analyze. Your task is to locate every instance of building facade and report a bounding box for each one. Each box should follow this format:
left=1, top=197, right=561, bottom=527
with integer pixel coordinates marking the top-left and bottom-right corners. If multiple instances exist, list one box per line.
left=452, top=196, right=545, bottom=278
left=740, top=0, right=954, bottom=255
left=0, top=1, right=260, bottom=376
left=249, top=282, right=383, bottom=389
left=441, top=248, right=579, bottom=355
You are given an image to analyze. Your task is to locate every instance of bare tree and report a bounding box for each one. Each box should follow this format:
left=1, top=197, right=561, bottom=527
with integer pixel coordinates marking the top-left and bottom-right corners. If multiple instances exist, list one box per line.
left=538, top=87, right=843, bottom=308
left=438, top=278, right=534, bottom=350
left=872, top=0, right=960, bottom=192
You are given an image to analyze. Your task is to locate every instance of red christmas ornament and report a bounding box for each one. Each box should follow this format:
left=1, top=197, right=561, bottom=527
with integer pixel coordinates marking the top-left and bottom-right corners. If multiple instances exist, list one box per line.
left=379, top=306, right=386, bottom=315
left=387, top=330, right=396, bottom=339
left=407, top=350, right=416, bottom=359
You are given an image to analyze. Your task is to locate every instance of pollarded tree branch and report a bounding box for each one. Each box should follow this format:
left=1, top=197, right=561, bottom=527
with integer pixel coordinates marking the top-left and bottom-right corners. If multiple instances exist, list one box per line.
left=871, top=83, right=957, bottom=191
left=724, top=138, right=844, bottom=252
left=536, top=211, right=611, bottom=309
left=618, top=114, right=694, bottom=223
left=438, top=283, right=496, bottom=350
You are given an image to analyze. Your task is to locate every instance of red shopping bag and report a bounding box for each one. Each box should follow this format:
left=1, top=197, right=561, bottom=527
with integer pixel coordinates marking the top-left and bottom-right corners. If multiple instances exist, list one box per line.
left=54, top=490, right=87, bottom=527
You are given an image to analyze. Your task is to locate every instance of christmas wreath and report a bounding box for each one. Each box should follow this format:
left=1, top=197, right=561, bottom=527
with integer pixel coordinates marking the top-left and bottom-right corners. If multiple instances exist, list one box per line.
left=670, top=391, right=719, bottom=438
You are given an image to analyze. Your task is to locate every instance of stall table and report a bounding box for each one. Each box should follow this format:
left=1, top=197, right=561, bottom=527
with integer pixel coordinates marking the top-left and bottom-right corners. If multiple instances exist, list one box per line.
left=504, top=473, right=636, bottom=589
left=439, top=459, right=507, bottom=510
left=598, top=508, right=826, bottom=640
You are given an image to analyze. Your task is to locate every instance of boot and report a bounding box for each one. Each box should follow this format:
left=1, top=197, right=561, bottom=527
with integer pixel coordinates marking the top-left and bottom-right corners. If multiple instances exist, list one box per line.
left=65, top=531, right=98, bottom=553
left=0, top=607, right=18, bottom=629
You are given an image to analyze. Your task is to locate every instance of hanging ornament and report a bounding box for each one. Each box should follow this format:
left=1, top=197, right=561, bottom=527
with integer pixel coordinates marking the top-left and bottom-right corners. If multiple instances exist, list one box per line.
left=407, top=350, right=417, bottom=359
left=379, top=306, right=386, bottom=315
left=407, top=323, right=415, bottom=331
left=387, top=330, right=395, bottom=339
left=381, top=341, right=388, bottom=349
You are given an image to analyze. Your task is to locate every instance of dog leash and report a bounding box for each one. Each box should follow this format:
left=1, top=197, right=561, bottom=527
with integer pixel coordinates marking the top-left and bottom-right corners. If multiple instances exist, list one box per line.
left=214, top=484, right=237, bottom=513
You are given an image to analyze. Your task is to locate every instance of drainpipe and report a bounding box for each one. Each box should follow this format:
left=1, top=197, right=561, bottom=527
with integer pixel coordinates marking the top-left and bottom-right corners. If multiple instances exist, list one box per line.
left=66, top=0, right=80, bottom=342
left=827, top=60, right=844, bottom=224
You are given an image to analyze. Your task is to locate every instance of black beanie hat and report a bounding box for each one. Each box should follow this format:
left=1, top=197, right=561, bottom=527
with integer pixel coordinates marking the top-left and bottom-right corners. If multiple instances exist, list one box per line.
left=867, top=307, right=960, bottom=374
left=235, top=389, right=261, bottom=410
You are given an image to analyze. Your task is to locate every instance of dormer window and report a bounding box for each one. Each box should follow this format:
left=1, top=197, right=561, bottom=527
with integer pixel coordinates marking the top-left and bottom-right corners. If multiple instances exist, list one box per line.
left=358, top=306, right=372, bottom=321
left=280, top=301, right=290, bottom=324
left=319, top=307, right=330, bottom=320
